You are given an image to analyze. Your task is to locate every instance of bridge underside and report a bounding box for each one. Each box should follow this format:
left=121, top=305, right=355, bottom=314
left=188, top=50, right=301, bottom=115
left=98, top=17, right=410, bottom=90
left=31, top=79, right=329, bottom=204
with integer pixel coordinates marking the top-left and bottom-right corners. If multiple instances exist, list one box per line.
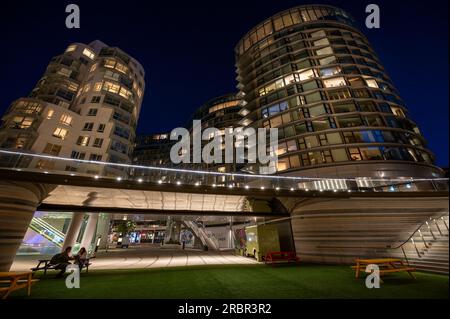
left=0, top=178, right=448, bottom=271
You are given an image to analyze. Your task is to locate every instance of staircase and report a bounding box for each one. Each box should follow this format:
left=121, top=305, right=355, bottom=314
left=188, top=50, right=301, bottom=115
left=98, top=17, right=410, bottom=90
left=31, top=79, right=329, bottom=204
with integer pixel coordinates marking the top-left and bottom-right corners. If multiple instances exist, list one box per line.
left=397, top=215, right=449, bottom=275
left=183, top=221, right=220, bottom=250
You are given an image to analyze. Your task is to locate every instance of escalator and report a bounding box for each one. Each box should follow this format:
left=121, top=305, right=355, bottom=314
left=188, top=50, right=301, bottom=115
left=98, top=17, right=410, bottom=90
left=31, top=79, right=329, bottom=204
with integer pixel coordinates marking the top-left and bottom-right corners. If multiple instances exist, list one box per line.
left=183, top=220, right=220, bottom=250
left=28, top=217, right=66, bottom=247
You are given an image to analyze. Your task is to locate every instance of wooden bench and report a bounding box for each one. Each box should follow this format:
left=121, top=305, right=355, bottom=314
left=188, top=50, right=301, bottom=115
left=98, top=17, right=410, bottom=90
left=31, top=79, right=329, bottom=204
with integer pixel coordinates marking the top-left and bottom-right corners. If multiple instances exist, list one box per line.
left=353, top=258, right=416, bottom=280
left=0, top=271, right=39, bottom=299
left=31, top=259, right=91, bottom=276
left=265, top=251, right=299, bottom=265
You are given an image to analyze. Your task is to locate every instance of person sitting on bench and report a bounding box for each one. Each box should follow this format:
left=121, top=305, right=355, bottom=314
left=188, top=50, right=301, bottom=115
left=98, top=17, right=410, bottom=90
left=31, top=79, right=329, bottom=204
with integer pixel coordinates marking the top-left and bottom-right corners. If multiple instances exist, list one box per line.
left=74, top=247, right=88, bottom=271
left=49, top=246, right=74, bottom=278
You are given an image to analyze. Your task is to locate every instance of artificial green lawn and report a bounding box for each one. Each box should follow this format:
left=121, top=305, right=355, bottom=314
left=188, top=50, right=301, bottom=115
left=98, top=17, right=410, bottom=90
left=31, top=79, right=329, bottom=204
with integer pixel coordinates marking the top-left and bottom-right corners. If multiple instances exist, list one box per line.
left=10, top=264, right=449, bottom=299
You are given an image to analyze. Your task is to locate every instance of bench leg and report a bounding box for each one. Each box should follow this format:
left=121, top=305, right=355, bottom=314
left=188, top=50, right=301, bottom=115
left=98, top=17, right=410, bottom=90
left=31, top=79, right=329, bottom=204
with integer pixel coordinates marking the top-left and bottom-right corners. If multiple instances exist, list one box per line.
left=408, top=271, right=416, bottom=280
left=28, top=273, right=32, bottom=296
left=355, top=262, right=360, bottom=278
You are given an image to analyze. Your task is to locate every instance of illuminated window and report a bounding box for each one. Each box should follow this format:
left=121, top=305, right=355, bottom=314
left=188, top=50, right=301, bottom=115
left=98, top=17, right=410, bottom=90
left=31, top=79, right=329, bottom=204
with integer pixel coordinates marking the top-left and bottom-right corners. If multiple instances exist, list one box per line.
left=11, top=116, right=34, bottom=129
left=83, top=83, right=91, bottom=93
left=53, top=127, right=68, bottom=140
left=66, top=45, right=77, bottom=52
left=90, top=63, right=98, bottom=72
left=313, top=38, right=330, bottom=47
left=360, top=147, right=383, bottom=160
left=82, top=48, right=95, bottom=60
left=349, top=148, right=362, bottom=161
left=115, top=62, right=128, bottom=74
left=365, top=79, right=379, bottom=88
left=319, top=66, right=341, bottom=77
left=14, top=101, right=42, bottom=114
left=305, top=135, right=319, bottom=148
left=316, top=46, right=333, bottom=56
left=299, top=69, right=316, bottom=81
left=391, top=106, right=406, bottom=117
left=103, top=81, right=120, bottom=94
left=319, top=56, right=336, bottom=66
left=47, top=109, right=54, bottom=119
left=76, top=136, right=90, bottom=146
left=94, top=82, right=102, bottom=92
left=277, top=158, right=290, bottom=171
left=67, top=82, right=79, bottom=92
left=136, top=87, right=143, bottom=98
left=119, top=87, right=132, bottom=100
left=276, top=142, right=287, bottom=156
left=323, top=77, right=346, bottom=88
left=59, top=114, right=73, bottom=126
left=104, top=58, right=116, bottom=68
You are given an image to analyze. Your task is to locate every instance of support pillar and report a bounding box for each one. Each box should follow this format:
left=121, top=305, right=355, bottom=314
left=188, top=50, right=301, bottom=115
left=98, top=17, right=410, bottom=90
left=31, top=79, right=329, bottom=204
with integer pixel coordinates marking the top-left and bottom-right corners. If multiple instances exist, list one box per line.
left=164, top=217, right=181, bottom=244
left=0, top=181, right=53, bottom=271
left=80, top=213, right=99, bottom=253
left=62, top=212, right=85, bottom=251
left=96, top=213, right=111, bottom=250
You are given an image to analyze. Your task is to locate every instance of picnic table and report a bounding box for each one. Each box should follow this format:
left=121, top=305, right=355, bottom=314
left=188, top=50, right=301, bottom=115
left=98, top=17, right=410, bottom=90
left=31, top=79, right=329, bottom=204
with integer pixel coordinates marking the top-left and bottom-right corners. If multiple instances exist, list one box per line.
left=31, top=258, right=91, bottom=275
left=353, top=258, right=416, bottom=280
left=0, top=271, right=38, bottom=299
left=265, top=251, right=300, bottom=265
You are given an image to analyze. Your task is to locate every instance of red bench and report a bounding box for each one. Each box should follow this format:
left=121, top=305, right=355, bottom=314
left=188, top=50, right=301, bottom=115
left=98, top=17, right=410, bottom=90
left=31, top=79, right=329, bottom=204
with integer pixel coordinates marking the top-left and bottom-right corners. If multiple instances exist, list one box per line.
left=265, top=251, right=299, bottom=265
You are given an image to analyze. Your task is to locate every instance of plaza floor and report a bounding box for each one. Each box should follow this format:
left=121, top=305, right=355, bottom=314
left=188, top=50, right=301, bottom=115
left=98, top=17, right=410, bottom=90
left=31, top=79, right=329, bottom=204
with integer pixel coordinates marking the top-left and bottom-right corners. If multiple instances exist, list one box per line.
left=10, top=246, right=257, bottom=272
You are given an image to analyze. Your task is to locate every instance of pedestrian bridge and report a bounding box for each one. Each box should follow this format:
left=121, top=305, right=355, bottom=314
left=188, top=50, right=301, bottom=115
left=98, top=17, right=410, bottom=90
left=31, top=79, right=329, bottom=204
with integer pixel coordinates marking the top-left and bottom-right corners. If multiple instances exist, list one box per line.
left=0, top=149, right=448, bottom=271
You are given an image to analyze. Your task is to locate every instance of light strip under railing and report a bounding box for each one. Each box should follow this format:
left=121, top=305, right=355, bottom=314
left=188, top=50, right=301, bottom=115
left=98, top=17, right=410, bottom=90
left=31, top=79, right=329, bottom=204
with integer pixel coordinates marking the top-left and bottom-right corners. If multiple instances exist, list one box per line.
left=0, top=148, right=448, bottom=184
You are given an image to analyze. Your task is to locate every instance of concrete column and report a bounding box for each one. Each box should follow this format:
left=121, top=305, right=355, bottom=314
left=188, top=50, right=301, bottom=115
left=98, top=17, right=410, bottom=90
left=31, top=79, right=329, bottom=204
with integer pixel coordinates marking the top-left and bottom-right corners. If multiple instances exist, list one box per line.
left=62, top=212, right=85, bottom=250
left=0, top=181, right=53, bottom=271
left=164, top=217, right=181, bottom=244
left=96, top=213, right=111, bottom=250
left=80, top=213, right=99, bottom=253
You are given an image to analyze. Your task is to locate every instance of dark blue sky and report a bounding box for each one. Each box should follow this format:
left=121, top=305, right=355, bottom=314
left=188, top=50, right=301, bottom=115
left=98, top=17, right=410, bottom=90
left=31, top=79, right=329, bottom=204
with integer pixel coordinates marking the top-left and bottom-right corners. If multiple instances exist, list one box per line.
left=0, top=0, right=448, bottom=166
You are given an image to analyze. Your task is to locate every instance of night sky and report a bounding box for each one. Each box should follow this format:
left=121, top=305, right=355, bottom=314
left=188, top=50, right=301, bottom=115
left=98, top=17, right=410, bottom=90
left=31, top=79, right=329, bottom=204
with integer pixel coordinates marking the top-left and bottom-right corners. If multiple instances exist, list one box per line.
left=0, top=0, right=448, bottom=166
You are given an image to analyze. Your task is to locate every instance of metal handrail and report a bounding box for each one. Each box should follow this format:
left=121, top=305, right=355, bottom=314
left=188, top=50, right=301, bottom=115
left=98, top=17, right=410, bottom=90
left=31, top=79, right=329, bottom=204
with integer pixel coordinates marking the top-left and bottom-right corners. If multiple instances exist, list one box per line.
left=390, top=212, right=448, bottom=250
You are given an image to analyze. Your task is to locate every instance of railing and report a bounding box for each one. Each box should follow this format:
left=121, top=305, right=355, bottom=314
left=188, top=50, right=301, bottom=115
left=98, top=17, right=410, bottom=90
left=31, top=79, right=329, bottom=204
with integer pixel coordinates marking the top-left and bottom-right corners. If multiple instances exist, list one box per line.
left=183, top=221, right=220, bottom=250
left=0, top=148, right=448, bottom=193
left=398, top=214, right=449, bottom=261
left=28, top=217, right=65, bottom=247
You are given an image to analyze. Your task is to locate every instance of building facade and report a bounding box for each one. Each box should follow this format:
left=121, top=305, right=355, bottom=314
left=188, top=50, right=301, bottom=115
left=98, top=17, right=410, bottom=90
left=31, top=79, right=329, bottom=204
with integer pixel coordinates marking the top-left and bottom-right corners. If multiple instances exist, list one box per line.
left=235, top=5, right=442, bottom=181
left=0, top=40, right=145, bottom=176
left=185, top=93, right=242, bottom=173
left=133, top=133, right=172, bottom=167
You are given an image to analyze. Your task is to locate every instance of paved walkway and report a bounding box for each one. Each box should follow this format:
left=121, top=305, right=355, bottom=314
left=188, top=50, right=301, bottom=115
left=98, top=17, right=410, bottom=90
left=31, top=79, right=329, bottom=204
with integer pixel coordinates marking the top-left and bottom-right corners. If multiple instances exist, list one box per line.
left=11, top=247, right=258, bottom=271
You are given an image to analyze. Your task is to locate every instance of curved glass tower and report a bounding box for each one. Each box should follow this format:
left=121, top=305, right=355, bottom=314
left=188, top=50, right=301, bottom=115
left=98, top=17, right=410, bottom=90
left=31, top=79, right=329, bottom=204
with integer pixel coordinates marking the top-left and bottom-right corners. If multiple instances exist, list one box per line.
left=235, top=5, right=441, bottom=179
